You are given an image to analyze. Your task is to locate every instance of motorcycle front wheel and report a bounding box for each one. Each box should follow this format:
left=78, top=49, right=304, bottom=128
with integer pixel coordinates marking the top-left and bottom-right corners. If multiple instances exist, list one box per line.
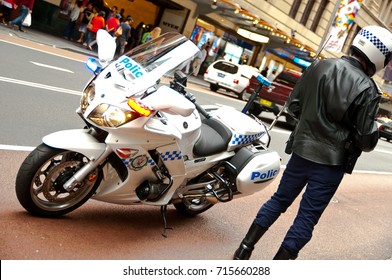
left=15, top=143, right=102, bottom=217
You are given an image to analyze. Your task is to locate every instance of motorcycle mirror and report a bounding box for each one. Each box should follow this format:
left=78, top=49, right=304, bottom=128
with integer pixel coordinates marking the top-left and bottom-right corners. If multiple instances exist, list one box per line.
left=97, top=29, right=116, bottom=63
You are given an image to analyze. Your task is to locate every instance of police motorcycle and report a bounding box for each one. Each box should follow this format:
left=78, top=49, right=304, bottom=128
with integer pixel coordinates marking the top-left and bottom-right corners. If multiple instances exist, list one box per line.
left=15, top=30, right=280, bottom=235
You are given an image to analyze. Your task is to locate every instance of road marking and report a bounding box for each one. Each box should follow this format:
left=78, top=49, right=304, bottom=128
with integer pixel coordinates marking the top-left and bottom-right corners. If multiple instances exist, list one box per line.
left=0, top=76, right=81, bottom=95
left=30, top=61, right=74, bottom=73
left=0, top=144, right=35, bottom=151
left=353, top=170, right=392, bottom=175
left=0, top=39, right=87, bottom=62
left=374, top=147, right=392, bottom=155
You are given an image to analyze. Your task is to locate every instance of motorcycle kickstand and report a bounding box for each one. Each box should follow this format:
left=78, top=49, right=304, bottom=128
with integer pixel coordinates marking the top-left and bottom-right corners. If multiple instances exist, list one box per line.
left=160, top=205, right=172, bottom=238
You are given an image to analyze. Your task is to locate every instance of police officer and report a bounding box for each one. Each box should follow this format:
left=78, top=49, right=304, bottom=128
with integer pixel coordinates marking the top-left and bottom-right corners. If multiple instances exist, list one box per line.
left=233, top=26, right=392, bottom=260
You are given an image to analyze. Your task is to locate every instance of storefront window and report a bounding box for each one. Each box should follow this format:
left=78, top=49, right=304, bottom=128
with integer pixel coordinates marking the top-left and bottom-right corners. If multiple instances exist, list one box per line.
left=191, top=21, right=255, bottom=65
left=224, top=42, right=242, bottom=64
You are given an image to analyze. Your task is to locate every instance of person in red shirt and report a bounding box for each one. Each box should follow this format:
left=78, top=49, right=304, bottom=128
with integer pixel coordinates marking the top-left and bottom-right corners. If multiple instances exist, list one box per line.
left=106, top=13, right=120, bottom=37
left=85, top=10, right=105, bottom=50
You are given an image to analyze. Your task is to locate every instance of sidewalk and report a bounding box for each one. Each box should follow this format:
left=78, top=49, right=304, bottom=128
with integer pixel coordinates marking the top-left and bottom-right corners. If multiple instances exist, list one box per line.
left=0, top=23, right=94, bottom=57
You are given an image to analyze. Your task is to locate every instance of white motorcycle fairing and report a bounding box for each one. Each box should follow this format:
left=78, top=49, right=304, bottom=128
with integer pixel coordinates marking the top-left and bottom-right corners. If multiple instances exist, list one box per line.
left=15, top=31, right=282, bottom=220
left=42, top=129, right=106, bottom=160
left=69, top=31, right=281, bottom=206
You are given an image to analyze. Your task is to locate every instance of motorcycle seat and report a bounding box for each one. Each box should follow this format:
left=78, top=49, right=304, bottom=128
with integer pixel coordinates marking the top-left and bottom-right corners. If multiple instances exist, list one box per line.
left=193, top=118, right=232, bottom=157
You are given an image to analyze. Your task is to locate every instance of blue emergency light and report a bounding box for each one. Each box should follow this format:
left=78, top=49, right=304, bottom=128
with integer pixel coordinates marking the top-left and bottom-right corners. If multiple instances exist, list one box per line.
left=86, top=58, right=102, bottom=75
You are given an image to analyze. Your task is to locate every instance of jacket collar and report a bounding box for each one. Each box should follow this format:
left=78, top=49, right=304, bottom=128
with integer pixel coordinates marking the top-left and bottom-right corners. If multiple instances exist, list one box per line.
left=341, top=56, right=367, bottom=74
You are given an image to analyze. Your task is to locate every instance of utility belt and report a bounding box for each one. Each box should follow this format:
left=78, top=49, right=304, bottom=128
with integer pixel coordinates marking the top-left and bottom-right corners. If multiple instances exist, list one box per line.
left=285, top=129, right=361, bottom=174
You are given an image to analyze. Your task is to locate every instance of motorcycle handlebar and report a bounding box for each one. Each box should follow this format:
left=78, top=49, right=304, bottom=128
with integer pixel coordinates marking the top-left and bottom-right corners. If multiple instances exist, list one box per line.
left=182, top=87, right=211, bottom=119
left=170, top=78, right=211, bottom=119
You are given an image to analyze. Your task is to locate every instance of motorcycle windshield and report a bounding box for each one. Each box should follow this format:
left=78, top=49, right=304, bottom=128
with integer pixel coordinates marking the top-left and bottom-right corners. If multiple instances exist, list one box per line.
left=114, top=32, right=201, bottom=82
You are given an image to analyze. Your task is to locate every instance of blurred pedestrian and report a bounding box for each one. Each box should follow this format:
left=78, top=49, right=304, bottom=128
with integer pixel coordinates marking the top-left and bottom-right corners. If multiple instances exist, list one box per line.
left=233, top=26, right=392, bottom=260
left=85, top=10, right=105, bottom=50
left=76, top=2, right=93, bottom=43
left=115, top=15, right=132, bottom=55
left=0, top=0, right=14, bottom=25
left=129, top=21, right=144, bottom=48
left=63, top=0, right=83, bottom=40
left=267, top=69, right=277, bottom=82
left=197, top=44, right=210, bottom=75
left=8, top=0, right=35, bottom=32
left=143, top=26, right=161, bottom=43
left=106, top=5, right=117, bottom=21
left=260, top=66, right=268, bottom=77
left=141, top=25, right=152, bottom=44
left=192, top=44, right=206, bottom=76
left=217, top=52, right=226, bottom=61
left=88, top=0, right=103, bottom=10
left=118, top=8, right=125, bottom=22
left=106, top=13, right=120, bottom=37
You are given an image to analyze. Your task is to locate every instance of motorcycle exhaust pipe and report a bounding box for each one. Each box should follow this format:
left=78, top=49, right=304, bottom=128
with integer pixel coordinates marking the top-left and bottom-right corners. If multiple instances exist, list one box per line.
left=171, top=193, right=221, bottom=205
left=172, top=188, right=232, bottom=205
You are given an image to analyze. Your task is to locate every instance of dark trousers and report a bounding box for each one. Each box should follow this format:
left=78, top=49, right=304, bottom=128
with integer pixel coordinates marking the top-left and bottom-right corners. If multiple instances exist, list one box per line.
left=63, top=20, right=77, bottom=40
left=254, top=153, right=344, bottom=256
left=10, top=5, right=29, bottom=31
left=116, top=36, right=127, bottom=55
left=0, top=5, right=13, bottom=23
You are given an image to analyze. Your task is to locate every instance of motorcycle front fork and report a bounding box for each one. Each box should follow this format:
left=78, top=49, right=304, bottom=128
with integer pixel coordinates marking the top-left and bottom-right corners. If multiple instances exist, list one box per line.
left=63, top=146, right=112, bottom=191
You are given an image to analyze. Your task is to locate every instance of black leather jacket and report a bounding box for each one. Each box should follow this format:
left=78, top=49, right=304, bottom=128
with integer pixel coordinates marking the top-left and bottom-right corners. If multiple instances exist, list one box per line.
left=287, top=56, right=381, bottom=165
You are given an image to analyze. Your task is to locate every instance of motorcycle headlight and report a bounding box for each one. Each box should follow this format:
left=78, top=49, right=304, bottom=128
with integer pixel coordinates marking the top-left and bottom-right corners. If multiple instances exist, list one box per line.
left=80, top=83, right=95, bottom=114
left=88, top=104, right=139, bottom=127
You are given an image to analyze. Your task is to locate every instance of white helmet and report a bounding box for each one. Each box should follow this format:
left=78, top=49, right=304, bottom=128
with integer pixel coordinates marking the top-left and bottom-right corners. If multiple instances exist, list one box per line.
left=351, top=26, right=392, bottom=76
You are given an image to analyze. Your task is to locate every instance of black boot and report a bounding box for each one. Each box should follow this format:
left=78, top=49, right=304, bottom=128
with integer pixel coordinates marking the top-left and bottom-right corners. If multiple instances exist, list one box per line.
left=273, top=246, right=297, bottom=260
left=233, top=223, right=267, bottom=260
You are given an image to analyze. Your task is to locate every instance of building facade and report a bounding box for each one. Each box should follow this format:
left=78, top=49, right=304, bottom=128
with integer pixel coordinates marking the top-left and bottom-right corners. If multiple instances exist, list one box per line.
left=29, top=0, right=392, bottom=87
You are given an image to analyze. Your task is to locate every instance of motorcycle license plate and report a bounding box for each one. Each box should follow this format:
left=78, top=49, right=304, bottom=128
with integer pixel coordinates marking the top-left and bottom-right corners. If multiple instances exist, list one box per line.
left=218, top=73, right=225, bottom=78
left=260, top=98, right=272, bottom=107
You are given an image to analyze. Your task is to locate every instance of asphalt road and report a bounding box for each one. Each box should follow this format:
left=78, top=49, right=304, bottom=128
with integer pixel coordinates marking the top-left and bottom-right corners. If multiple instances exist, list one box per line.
left=1, top=149, right=392, bottom=260
left=0, top=25, right=392, bottom=261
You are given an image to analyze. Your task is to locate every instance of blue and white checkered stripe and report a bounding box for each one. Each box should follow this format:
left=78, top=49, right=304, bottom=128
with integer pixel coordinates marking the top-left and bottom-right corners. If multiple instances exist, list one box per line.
left=231, top=132, right=265, bottom=146
left=121, top=158, right=133, bottom=166
left=359, top=29, right=390, bottom=56
left=147, top=158, right=156, bottom=166
left=160, top=151, right=182, bottom=161
left=121, top=157, right=156, bottom=167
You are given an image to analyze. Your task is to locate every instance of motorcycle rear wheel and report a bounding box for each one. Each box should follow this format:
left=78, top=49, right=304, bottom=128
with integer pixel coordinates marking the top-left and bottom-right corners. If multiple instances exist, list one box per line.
left=173, top=198, right=213, bottom=216
left=15, top=143, right=102, bottom=217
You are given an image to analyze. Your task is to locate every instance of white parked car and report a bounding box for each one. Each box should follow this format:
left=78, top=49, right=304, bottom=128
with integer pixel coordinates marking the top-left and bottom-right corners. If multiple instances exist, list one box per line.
left=204, top=60, right=258, bottom=100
